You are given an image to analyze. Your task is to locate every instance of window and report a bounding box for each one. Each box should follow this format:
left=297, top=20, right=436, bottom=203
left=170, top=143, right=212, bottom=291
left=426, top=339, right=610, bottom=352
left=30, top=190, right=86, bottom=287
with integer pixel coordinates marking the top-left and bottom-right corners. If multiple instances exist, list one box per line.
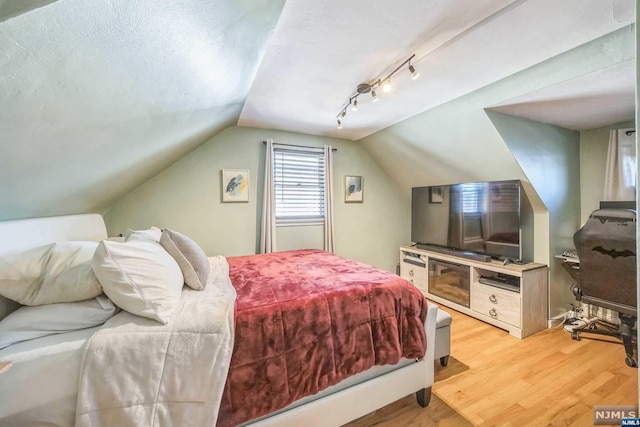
left=273, top=146, right=325, bottom=223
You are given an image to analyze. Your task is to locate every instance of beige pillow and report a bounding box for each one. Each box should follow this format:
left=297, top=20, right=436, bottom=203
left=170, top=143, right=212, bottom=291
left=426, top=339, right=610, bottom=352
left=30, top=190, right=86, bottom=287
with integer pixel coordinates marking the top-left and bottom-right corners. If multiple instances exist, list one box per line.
left=159, top=229, right=211, bottom=291
left=0, top=242, right=102, bottom=306
left=92, top=240, right=184, bottom=324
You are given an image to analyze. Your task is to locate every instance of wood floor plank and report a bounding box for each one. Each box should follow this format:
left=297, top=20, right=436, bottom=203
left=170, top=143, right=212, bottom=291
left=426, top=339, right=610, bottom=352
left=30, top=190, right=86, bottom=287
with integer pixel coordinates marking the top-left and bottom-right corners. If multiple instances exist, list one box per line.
left=344, top=305, right=638, bottom=426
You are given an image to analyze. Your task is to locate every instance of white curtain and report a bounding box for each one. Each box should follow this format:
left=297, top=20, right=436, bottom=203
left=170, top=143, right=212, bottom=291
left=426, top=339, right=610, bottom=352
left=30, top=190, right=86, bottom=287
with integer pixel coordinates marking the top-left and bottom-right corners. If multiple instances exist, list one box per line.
left=324, top=145, right=335, bottom=253
left=260, top=139, right=277, bottom=253
left=603, top=129, right=637, bottom=201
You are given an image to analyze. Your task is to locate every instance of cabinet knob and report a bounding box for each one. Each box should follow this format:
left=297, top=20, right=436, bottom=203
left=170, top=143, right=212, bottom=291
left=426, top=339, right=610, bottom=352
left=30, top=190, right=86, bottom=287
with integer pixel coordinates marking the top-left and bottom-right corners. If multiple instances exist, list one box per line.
left=489, top=308, right=497, bottom=318
left=409, top=270, right=414, bottom=277
left=489, top=294, right=497, bottom=304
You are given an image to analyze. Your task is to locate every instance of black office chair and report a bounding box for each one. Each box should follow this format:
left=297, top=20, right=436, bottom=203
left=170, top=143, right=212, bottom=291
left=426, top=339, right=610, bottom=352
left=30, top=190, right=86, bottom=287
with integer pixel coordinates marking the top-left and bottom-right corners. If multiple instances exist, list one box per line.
left=572, top=208, right=637, bottom=368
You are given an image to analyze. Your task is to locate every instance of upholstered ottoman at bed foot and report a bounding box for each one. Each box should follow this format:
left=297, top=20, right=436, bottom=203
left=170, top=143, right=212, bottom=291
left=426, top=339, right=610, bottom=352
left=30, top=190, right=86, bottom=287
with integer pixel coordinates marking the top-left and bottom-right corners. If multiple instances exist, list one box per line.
left=434, top=308, right=452, bottom=367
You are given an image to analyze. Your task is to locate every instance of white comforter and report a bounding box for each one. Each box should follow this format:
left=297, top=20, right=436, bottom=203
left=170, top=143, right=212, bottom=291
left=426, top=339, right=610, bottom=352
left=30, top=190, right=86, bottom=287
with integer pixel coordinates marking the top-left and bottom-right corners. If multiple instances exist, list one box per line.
left=0, top=327, right=101, bottom=426
left=75, top=256, right=236, bottom=427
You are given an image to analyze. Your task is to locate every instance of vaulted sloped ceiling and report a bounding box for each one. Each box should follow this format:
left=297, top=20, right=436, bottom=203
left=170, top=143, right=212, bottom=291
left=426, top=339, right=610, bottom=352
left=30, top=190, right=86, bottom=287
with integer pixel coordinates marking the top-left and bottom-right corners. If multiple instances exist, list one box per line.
left=0, top=0, right=635, bottom=221
left=0, top=0, right=57, bottom=22
left=488, top=60, right=636, bottom=130
left=0, top=0, right=285, bottom=220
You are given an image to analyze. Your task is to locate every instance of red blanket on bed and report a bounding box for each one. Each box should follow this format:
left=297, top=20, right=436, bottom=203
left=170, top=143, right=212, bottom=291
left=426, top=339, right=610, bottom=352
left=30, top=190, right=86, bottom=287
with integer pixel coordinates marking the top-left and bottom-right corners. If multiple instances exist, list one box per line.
left=217, top=249, right=428, bottom=426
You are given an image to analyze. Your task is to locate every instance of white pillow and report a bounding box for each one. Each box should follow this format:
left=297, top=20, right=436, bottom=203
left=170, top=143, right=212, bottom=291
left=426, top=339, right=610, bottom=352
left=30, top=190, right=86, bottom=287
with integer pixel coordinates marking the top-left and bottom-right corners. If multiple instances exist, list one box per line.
left=124, top=227, right=162, bottom=243
left=0, top=295, right=117, bottom=349
left=0, top=241, right=102, bottom=306
left=92, top=240, right=184, bottom=324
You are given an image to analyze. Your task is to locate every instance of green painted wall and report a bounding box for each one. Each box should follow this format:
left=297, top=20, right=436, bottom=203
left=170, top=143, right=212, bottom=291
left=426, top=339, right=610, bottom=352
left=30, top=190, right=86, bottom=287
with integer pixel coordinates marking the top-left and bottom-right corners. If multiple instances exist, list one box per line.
left=487, top=112, right=581, bottom=317
left=104, top=126, right=409, bottom=272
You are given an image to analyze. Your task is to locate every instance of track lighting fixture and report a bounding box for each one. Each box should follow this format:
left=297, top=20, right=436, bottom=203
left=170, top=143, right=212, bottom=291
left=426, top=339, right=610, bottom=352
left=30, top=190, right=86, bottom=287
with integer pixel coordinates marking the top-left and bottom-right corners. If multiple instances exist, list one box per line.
left=335, top=54, right=418, bottom=127
left=409, top=63, right=419, bottom=80
left=337, top=109, right=346, bottom=128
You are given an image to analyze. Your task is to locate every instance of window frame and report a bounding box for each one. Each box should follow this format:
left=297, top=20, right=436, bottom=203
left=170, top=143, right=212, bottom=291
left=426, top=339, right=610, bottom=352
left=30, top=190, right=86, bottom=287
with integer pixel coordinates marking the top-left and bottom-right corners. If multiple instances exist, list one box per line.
left=272, top=144, right=326, bottom=226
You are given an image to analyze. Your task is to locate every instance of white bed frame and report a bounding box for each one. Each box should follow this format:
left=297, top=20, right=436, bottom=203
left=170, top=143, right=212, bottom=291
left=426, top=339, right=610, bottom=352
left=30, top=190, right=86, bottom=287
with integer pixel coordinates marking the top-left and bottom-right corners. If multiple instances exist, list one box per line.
left=0, top=213, right=436, bottom=427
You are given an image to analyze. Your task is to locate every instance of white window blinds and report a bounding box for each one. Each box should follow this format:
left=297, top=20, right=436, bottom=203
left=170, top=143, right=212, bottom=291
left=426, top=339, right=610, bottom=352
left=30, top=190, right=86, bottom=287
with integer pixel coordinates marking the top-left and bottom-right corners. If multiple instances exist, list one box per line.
left=273, top=147, right=325, bottom=222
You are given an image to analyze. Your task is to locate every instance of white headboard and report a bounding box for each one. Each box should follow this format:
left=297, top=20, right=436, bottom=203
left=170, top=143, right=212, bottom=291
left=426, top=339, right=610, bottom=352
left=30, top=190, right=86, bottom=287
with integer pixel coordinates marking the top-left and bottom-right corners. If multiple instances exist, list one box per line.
left=0, top=213, right=108, bottom=319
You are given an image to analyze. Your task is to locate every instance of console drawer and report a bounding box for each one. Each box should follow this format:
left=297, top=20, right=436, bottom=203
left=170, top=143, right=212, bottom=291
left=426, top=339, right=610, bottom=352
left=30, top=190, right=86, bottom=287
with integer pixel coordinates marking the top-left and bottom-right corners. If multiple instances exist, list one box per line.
left=472, top=282, right=521, bottom=327
left=401, top=262, right=427, bottom=293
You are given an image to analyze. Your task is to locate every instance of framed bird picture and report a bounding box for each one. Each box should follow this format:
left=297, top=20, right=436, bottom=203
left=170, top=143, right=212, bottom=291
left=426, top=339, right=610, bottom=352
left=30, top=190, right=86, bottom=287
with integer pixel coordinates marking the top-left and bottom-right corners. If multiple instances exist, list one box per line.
left=221, top=169, right=249, bottom=202
left=344, top=175, right=363, bottom=203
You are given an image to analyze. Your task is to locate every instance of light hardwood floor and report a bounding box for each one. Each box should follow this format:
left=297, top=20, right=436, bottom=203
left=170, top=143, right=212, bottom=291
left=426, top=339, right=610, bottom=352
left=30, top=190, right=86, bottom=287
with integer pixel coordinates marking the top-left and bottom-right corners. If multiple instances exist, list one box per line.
left=346, top=305, right=638, bottom=426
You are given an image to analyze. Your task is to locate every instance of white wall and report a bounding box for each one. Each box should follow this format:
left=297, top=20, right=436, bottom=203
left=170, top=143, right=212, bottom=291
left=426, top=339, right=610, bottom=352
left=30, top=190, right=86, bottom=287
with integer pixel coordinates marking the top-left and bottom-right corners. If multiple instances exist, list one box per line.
left=104, top=126, right=409, bottom=272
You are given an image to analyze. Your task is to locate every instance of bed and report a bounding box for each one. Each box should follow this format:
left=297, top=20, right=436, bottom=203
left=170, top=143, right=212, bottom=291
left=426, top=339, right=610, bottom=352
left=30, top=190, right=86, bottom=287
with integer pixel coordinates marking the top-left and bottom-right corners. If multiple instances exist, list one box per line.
left=0, top=213, right=436, bottom=426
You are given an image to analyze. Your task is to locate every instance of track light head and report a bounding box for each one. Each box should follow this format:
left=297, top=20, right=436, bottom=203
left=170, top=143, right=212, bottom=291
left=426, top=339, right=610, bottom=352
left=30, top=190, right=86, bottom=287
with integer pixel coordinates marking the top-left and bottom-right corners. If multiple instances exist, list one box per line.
left=335, top=54, right=415, bottom=127
left=409, top=64, right=419, bottom=79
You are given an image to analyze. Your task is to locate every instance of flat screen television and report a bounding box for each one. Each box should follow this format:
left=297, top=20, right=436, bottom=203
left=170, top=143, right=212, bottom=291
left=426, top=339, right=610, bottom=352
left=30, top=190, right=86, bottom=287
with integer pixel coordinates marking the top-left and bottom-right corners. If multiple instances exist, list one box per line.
left=411, top=180, right=522, bottom=261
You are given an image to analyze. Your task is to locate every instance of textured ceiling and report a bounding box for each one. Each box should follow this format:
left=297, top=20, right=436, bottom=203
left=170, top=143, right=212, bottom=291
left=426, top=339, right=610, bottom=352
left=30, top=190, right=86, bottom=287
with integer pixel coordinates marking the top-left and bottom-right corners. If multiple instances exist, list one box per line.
left=0, top=0, right=636, bottom=221
left=240, top=0, right=636, bottom=140
left=489, top=60, right=636, bottom=130
left=0, top=0, right=285, bottom=220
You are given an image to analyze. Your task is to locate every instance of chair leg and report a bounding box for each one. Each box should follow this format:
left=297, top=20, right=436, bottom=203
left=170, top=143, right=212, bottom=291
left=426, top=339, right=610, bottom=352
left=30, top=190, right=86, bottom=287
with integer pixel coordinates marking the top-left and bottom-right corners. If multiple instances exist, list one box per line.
left=570, top=313, right=637, bottom=368
left=619, top=314, right=637, bottom=368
